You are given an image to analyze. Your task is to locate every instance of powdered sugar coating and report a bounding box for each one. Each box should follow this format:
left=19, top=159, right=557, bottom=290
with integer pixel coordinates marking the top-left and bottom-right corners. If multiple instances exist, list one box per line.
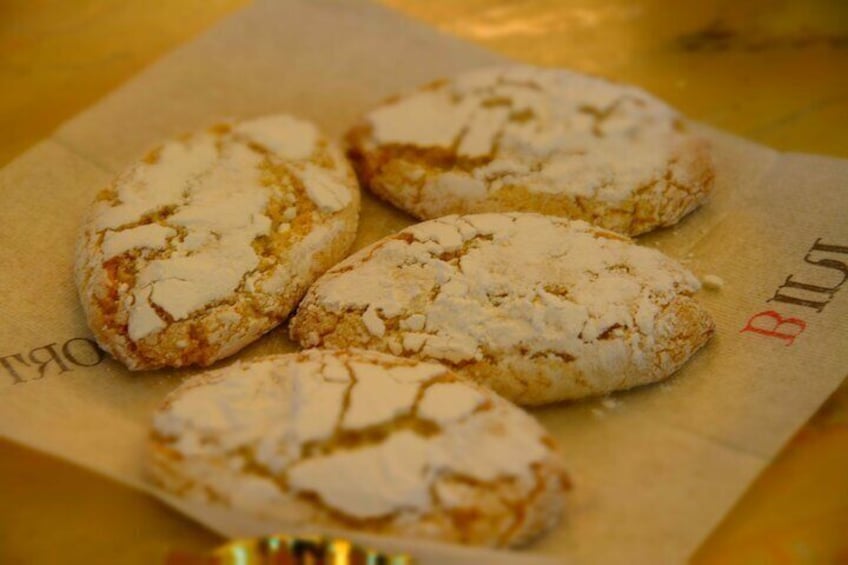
left=75, top=115, right=360, bottom=370
left=148, top=349, right=569, bottom=547
left=290, top=213, right=714, bottom=405
left=348, top=64, right=714, bottom=236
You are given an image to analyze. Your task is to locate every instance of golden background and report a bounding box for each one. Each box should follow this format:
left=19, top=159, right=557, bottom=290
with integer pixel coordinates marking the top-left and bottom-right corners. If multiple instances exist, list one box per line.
left=1, top=1, right=847, bottom=562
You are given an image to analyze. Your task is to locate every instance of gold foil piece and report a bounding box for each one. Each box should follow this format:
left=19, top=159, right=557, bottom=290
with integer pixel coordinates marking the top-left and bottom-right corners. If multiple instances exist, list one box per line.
left=197, top=534, right=414, bottom=565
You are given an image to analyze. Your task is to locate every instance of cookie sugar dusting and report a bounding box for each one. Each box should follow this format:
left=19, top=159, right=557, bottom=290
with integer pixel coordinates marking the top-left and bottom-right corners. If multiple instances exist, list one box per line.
left=74, top=115, right=360, bottom=370
left=348, top=64, right=714, bottom=235
left=148, top=349, right=569, bottom=547
left=291, top=213, right=715, bottom=405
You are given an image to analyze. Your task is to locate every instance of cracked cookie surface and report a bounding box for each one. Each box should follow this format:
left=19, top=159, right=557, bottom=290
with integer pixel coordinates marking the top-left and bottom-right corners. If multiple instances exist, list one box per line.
left=148, top=349, right=569, bottom=548
left=347, top=64, right=714, bottom=236
left=290, top=213, right=714, bottom=405
left=74, top=115, right=360, bottom=370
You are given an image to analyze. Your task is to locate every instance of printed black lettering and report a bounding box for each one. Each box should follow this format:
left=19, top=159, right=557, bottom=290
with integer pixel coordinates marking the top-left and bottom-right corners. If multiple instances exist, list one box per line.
left=767, top=275, right=835, bottom=312
left=62, top=338, right=105, bottom=367
left=743, top=236, right=847, bottom=346
left=804, top=242, right=848, bottom=290
left=0, top=354, right=31, bottom=385
left=809, top=239, right=848, bottom=256
left=27, top=343, right=71, bottom=379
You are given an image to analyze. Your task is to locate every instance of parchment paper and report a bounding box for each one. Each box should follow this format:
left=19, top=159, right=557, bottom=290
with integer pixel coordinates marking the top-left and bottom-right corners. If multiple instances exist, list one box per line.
left=2, top=1, right=847, bottom=563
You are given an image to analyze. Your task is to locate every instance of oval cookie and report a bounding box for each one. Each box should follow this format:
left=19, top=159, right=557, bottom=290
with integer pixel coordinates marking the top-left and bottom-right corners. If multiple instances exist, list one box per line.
left=347, top=64, right=714, bottom=236
left=74, top=115, right=360, bottom=370
left=148, top=349, right=569, bottom=548
left=290, top=213, right=714, bottom=405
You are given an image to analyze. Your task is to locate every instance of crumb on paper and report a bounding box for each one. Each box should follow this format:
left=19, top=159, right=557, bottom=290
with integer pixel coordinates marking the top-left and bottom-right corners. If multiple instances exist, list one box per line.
left=600, top=397, right=620, bottom=410
left=702, top=274, right=724, bottom=290
left=591, top=397, right=621, bottom=419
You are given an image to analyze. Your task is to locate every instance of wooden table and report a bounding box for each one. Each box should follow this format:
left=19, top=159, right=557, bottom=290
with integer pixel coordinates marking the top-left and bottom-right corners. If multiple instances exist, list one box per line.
left=2, top=1, right=847, bottom=562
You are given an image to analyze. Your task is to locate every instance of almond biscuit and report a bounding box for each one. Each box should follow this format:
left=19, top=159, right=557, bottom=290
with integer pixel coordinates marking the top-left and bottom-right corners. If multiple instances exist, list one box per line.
left=148, top=349, right=569, bottom=548
left=347, top=64, right=713, bottom=236
left=290, top=213, right=714, bottom=405
left=74, top=115, right=360, bottom=370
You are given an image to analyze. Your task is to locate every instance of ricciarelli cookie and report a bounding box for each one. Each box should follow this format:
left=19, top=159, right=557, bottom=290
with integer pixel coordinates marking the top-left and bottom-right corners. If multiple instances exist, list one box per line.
left=290, top=213, right=714, bottom=405
left=74, top=115, right=360, bottom=370
left=148, top=349, right=569, bottom=548
left=347, top=64, right=714, bottom=236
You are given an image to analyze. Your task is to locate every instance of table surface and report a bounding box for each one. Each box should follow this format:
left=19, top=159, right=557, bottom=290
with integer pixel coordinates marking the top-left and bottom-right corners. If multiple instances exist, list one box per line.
left=2, top=1, right=847, bottom=563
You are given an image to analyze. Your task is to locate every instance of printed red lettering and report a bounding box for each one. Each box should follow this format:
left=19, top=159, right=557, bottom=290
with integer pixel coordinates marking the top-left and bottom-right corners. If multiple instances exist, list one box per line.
left=740, top=310, right=807, bottom=346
